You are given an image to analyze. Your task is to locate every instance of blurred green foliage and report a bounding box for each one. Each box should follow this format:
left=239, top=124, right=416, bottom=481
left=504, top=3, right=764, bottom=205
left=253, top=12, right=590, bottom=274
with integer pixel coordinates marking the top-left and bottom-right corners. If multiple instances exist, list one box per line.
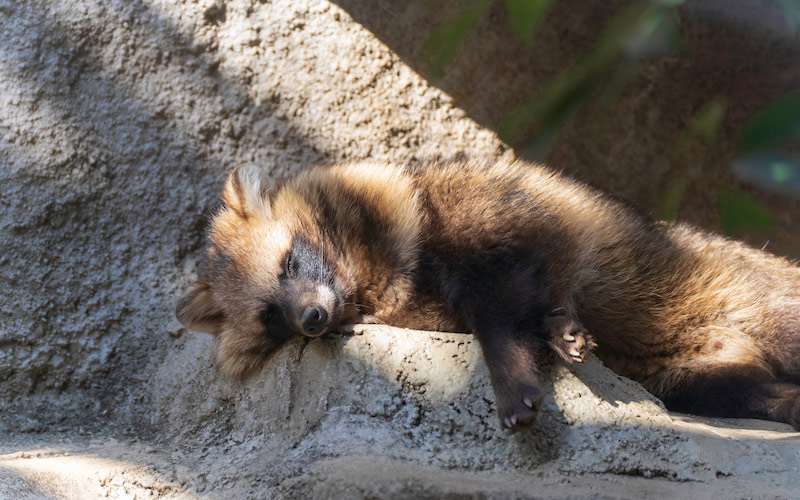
left=779, top=0, right=800, bottom=29
left=732, top=153, right=800, bottom=198
left=505, top=0, right=552, bottom=43
left=676, top=99, right=727, bottom=154
left=498, top=2, right=680, bottom=156
left=421, top=0, right=799, bottom=237
left=717, top=187, right=775, bottom=235
left=658, top=177, right=688, bottom=221
left=421, top=0, right=493, bottom=78
left=739, top=94, right=800, bottom=153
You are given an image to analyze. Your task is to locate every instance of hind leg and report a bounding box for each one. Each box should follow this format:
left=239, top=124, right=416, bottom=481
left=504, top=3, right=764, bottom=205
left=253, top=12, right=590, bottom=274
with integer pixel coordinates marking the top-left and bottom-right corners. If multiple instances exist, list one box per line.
left=660, top=364, right=800, bottom=429
left=645, top=325, right=800, bottom=429
left=759, top=322, right=800, bottom=385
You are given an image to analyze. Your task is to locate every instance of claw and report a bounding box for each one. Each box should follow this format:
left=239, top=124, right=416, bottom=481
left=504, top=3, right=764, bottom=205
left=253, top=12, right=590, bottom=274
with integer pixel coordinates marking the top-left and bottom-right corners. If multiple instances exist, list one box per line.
left=523, top=397, right=534, bottom=408
left=510, top=415, right=518, bottom=426
left=563, top=333, right=575, bottom=342
left=504, top=417, right=512, bottom=428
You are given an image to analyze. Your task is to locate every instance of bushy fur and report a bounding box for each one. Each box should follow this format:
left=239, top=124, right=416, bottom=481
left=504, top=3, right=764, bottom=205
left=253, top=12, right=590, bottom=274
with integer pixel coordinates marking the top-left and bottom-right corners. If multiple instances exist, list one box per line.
left=177, top=159, right=800, bottom=430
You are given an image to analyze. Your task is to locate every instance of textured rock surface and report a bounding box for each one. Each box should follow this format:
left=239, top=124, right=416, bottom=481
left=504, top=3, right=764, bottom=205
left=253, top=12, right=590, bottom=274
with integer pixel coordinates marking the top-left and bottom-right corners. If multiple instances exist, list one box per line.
left=1, top=0, right=799, bottom=498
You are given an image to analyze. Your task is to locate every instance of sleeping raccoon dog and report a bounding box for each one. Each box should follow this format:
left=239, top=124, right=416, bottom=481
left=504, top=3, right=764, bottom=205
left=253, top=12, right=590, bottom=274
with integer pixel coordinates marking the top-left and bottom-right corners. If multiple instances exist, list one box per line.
left=176, top=159, right=800, bottom=431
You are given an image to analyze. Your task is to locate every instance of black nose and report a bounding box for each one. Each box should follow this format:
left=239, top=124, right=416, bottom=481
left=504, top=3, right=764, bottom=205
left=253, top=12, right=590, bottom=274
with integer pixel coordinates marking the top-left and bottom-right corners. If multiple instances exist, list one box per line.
left=301, top=305, right=328, bottom=336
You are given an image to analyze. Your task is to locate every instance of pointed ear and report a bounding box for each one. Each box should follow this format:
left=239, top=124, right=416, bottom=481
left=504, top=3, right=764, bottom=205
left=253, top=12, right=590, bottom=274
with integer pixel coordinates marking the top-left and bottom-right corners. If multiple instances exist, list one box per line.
left=176, top=281, right=224, bottom=334
left=222, top=165, right=271, bottom=219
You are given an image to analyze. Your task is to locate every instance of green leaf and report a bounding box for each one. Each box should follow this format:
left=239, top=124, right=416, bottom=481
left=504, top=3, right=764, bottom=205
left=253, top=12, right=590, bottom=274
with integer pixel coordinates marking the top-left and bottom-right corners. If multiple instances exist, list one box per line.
left=589, top=60, right=639, bottom=140
left=659, top=177, right=687, bottom=220
left=772, top=161, right=795, bottom=182
left=623, top=10, right=676, bottom=59
left=676, top=99, right=727, bottom=153
left=717, top=187, right=774, bottom=235
left=731, top=152, right=800, bottom=197
left=778, top=0, right=800, bottom=29
left=689, top=100, right=727, bottom=139
left=505, top=0, right=553, bottom=43
left=421, top=0, right=493, bottom=78
left=738, top=93, right=800, bottom=152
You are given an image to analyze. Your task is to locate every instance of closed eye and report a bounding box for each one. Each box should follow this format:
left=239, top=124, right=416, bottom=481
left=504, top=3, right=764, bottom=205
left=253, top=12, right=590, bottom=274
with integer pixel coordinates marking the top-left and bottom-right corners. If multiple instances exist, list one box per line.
left=283, top=251, right=295, bottom=278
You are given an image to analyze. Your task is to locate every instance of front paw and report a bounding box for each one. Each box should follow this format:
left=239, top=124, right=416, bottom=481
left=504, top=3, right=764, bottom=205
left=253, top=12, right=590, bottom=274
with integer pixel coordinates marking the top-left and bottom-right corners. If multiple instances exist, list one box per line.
left=495, top=383, right=543, bottom=431
left=546, top=314, right=596, bottom=364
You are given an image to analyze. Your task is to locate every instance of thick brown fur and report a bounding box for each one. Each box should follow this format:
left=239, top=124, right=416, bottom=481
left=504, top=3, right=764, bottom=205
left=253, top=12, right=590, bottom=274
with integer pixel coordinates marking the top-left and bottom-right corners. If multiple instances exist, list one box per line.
left=177, top=159, right=800, bottom=431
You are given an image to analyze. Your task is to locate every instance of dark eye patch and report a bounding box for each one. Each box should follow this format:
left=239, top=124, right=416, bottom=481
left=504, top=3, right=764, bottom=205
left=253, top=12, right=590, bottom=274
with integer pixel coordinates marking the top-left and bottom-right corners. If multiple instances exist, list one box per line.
left=259, top=303, right=295, bottom=342
left=259, top=304, right=280, bottom=326
left=280, top=237, right=329, bottom=283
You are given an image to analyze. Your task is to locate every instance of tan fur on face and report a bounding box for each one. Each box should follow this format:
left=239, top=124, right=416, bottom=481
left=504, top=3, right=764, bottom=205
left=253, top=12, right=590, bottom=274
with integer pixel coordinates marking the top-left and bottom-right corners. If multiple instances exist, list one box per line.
left=326, top=162, right=421, bottom=267
left=176, top=167, right=293, bottom=376
left=276, top=162, right=421, bottom=275
left=270, top=163, right=423, bottom=322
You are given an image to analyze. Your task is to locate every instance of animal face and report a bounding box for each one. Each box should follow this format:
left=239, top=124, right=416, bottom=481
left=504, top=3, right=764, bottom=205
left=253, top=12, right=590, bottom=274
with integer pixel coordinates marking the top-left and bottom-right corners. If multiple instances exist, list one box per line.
left=263, top=236, right=344, bottom=338
left=177, top=162, right=423, bottom=376
left=176, top=166, right=351, bottom=376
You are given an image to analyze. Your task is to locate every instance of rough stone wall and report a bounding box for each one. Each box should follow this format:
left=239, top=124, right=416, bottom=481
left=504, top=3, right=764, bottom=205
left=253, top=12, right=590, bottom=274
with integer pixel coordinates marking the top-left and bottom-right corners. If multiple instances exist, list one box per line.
left=1, top=0, right=800, bottom=498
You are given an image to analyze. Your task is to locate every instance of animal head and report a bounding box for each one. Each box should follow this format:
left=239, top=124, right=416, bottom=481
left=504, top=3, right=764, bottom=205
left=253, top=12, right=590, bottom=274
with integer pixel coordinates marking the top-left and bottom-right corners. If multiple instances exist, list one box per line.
left=176, top=165, right=353, bottom=376
left=176, top=162, right=421, bottom=377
